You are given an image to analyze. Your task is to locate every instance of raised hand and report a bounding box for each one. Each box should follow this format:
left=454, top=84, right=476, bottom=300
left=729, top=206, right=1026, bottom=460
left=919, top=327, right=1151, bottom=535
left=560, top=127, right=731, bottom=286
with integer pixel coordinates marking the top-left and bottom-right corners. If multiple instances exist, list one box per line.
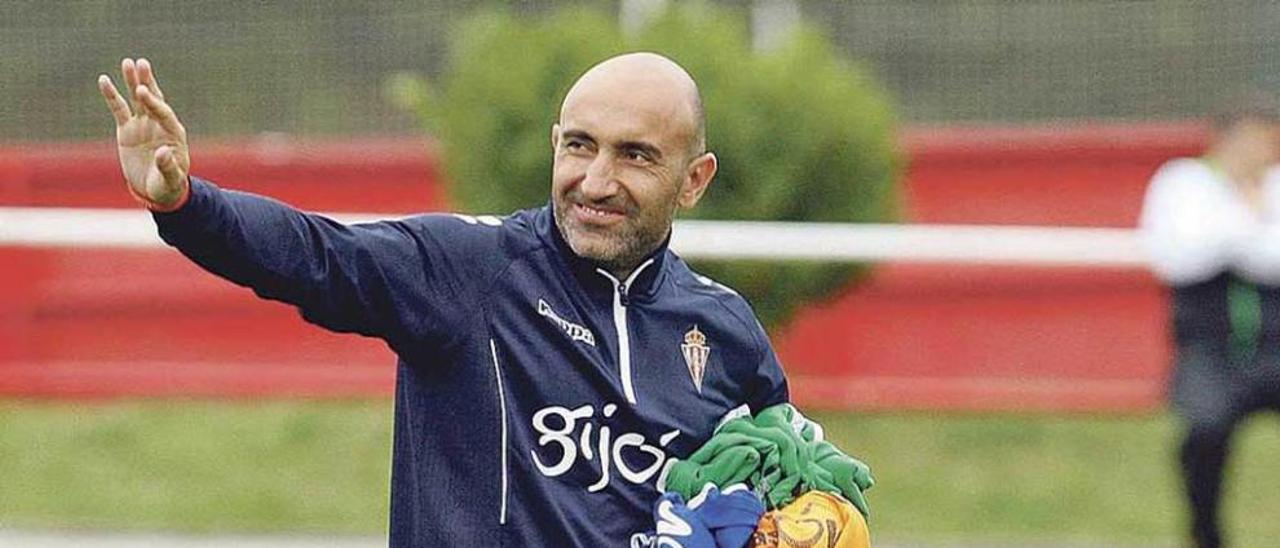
left=98, top=58, right=191, bottom=211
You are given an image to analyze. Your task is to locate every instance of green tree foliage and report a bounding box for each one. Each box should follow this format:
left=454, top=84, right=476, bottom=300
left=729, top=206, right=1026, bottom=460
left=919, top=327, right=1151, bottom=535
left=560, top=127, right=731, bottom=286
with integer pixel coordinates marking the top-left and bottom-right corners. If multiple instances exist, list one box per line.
left=391, top=4, right=901, bottom=327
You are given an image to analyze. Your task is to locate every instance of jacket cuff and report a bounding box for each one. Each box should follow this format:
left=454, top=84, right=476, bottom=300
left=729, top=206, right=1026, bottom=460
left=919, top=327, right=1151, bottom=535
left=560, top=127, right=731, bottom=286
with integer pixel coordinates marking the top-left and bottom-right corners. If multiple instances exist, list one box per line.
left=151, top=176, right=215, bottom=225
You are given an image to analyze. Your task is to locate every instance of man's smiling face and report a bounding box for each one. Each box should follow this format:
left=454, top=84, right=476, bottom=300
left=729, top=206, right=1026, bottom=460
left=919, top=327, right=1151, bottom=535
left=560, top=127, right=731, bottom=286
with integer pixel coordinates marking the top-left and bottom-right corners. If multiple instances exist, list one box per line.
left=550, top=53, right=713, bottom=277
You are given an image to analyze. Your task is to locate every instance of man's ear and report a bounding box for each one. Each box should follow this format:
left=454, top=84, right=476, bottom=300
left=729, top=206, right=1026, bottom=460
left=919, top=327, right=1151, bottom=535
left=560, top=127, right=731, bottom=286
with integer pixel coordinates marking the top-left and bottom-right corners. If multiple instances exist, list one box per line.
left=550, top=123, right=560, bottom=153
left=678, top=152, right=717, bottom=209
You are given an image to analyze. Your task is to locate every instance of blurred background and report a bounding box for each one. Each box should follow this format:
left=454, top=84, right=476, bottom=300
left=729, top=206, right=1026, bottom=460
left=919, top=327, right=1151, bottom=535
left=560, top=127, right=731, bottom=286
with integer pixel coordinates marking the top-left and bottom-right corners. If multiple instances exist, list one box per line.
left=4, top=1, right=1280, bottom=546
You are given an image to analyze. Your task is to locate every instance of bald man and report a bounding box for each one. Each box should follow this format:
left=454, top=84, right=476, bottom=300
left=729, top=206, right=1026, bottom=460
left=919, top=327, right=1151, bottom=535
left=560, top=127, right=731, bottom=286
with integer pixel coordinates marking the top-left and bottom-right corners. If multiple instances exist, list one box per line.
left=98, top=53, right=788, bottom=546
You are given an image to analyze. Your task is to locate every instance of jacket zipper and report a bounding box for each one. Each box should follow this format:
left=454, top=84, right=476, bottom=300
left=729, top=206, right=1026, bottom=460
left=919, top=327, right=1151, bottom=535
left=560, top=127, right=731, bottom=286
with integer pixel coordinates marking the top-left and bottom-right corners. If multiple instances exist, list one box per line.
left=596, top=258, right=655, bottom=405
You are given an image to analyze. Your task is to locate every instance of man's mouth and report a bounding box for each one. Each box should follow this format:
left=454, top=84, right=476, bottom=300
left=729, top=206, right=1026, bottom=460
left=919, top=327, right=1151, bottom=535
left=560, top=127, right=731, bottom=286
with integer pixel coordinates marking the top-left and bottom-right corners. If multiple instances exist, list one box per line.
left=572, top=202, right=625, bottom=225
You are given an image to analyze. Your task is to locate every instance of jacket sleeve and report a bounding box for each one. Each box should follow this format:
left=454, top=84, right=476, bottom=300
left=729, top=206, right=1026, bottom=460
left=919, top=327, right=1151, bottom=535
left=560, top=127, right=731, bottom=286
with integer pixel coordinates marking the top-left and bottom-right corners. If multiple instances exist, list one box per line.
left=747, top=318, right=790, bottom=410
left=152, top=176, right=473, bottom=353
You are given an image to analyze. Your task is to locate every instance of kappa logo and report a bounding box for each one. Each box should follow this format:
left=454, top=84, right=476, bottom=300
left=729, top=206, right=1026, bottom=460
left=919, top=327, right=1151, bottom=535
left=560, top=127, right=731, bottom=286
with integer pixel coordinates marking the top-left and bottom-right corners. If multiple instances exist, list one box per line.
left=538, top=299, right=596, bottom=346
left=681, top=325, right=711, bottom=393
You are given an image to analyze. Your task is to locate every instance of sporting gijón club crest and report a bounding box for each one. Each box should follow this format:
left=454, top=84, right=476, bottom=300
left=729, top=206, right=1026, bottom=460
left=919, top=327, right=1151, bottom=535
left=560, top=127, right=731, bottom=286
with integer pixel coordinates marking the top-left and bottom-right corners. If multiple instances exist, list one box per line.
left=681, top=325, right=710, bottom=393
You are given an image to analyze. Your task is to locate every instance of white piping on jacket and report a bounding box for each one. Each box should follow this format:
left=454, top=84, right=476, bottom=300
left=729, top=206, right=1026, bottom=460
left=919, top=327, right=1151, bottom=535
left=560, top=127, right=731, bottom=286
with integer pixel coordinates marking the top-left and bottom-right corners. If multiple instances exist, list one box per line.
left=489, top=338, right=509, bottom=525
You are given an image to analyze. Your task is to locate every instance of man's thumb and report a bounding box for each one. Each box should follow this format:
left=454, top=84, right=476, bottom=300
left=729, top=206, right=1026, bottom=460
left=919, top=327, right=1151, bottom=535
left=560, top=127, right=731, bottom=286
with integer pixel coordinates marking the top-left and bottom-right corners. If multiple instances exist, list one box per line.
left=146, top=145, right=190, bottom=212
left=155, top=146, right=184, bottom=189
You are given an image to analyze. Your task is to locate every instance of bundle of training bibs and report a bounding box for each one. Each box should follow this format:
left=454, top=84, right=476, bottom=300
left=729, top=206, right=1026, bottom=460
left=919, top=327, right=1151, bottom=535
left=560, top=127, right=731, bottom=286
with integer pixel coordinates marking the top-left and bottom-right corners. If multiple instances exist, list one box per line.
left=661, top=403, right=873, bottom=516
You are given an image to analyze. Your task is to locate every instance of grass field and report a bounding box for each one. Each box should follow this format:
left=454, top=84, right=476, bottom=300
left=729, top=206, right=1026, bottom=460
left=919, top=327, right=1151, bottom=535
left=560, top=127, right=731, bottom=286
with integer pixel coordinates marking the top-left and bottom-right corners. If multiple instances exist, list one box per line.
left=3, top=399, right=1280, bottom=545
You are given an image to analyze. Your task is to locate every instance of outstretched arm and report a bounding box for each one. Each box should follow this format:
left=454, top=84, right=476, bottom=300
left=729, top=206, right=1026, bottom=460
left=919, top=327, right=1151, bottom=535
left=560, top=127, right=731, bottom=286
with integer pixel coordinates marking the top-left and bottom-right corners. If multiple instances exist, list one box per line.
left=96, top=59, right=460, bottom=353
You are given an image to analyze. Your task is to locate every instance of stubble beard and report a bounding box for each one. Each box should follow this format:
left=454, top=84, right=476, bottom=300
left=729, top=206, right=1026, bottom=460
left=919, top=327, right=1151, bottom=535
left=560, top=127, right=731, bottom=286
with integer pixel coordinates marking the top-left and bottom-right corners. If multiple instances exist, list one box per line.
left=553, top=196, right=675, bottom=277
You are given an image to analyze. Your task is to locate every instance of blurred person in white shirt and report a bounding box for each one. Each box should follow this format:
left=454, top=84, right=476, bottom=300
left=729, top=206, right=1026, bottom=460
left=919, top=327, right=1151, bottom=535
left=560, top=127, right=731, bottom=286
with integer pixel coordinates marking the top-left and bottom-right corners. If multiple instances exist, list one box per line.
left=1140, top=91, right=1280, bottom=548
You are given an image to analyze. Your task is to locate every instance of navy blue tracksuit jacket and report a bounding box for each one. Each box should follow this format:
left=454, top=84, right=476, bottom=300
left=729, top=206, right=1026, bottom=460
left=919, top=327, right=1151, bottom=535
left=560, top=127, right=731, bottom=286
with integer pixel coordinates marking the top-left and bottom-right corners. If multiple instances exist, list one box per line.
left=154, top=177, right=790, bottom=546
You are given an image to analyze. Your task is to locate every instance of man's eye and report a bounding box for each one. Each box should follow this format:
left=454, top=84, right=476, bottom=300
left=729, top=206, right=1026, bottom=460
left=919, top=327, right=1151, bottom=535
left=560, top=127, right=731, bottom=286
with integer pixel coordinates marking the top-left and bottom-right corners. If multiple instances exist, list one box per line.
left=626, top=151, right=650, bottom=162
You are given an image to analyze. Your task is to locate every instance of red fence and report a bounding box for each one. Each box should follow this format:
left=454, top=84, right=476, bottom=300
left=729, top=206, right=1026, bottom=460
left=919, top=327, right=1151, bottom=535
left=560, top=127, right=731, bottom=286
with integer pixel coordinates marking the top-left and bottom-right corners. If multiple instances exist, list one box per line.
left=0, top=123, right=1206, bottom=410
left=776, top=122, right=1202, bottom=411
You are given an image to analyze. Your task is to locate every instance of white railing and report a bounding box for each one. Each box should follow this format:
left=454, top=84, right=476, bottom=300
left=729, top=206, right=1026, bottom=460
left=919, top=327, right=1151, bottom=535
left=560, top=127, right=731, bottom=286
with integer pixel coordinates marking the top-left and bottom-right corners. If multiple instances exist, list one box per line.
left=0, top=207, right=1147, bottom=267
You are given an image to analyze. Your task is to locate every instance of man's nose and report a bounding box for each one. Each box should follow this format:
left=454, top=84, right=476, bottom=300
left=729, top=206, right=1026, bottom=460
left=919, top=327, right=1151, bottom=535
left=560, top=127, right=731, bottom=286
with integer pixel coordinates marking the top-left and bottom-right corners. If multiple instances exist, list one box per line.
left=581, top=155, right=619, bottom=198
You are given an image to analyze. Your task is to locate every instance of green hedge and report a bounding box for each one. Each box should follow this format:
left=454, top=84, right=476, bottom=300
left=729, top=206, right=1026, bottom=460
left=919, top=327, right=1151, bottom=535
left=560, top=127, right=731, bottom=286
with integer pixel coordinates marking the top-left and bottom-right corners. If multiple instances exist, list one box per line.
left=390, top=4, right=901, bottom=328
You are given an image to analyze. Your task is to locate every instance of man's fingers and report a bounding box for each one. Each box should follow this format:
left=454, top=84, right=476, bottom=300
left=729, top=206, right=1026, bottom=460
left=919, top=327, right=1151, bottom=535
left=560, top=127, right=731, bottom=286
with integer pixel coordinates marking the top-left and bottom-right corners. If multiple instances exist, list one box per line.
left=136, top=58, right=165, bottom=100
left=136, top=85, right=186, bottom=138
left=122, top=58, right=141, bottom=109
left=97, top=74, right=131, bottom=126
